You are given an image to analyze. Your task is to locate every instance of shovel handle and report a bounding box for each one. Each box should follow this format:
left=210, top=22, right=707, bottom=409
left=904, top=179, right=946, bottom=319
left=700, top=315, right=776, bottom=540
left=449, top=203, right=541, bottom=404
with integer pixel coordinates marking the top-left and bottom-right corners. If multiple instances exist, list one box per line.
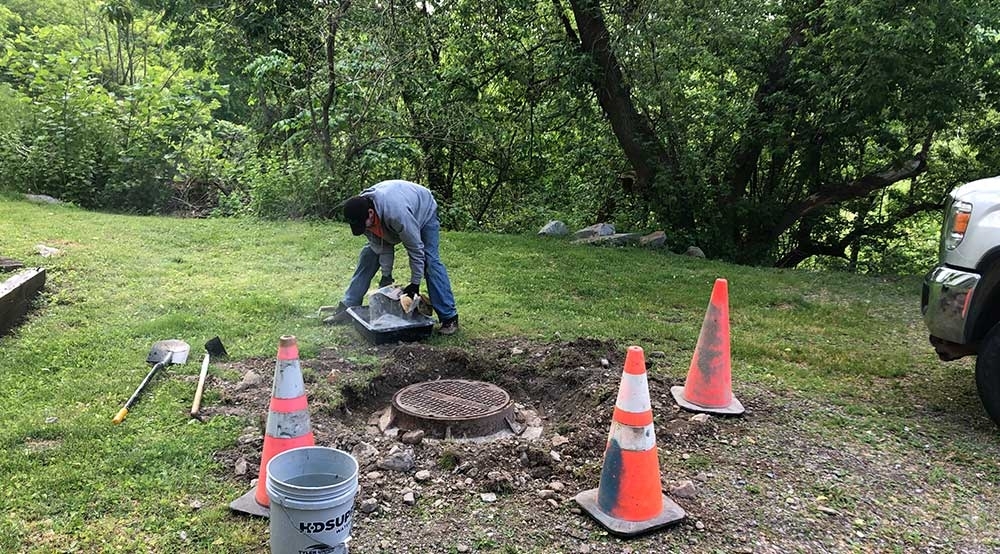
left=112, top=354, right=171, bottom=425
left=190, top=354, right=210, bottom=417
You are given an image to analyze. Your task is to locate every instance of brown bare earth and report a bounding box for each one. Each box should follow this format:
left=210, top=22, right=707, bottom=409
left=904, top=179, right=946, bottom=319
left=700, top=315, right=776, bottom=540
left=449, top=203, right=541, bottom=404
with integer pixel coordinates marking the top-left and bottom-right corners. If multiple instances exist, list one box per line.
left=207, top=338, right=999, bottom=554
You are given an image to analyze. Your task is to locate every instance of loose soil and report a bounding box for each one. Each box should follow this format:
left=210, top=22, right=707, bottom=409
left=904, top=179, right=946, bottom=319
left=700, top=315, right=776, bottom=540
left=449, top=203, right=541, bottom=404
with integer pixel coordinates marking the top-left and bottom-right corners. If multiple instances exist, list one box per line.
left=206, top=337, right=999, bottom=554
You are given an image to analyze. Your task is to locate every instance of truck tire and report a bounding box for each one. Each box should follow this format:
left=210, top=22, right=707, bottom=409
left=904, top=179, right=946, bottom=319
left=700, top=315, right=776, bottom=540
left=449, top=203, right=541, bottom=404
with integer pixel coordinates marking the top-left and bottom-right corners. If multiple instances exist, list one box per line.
left=975, top=322, right=1000, bottom=427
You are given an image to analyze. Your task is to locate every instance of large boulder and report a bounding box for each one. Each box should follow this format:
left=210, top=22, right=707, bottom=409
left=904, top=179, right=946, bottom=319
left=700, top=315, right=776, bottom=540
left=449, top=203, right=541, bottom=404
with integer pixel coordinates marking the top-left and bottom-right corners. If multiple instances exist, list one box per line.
left=640, top=231, right=667, bottom=248
left=685, top=246, right=706, bottom=258
left=571, top=223, right=615, bottom=240
left=24, top=194, right=62, bottom=204
left=538, top=220, right=569, bottom=237
left=572, top=233, right=642, bottom=247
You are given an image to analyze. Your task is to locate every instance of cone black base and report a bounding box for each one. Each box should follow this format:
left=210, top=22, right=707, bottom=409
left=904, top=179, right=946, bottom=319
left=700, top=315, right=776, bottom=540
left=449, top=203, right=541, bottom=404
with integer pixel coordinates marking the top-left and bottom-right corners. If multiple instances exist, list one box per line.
left=575, top=488, right=685, bottom=537
left=229, top=486, right=270, bottom=518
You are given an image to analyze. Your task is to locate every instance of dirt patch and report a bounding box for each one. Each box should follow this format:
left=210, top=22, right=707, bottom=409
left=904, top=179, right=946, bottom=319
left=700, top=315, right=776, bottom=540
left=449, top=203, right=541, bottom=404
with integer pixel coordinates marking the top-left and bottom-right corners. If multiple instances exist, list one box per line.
left=207, top=338, right=997, bottom=553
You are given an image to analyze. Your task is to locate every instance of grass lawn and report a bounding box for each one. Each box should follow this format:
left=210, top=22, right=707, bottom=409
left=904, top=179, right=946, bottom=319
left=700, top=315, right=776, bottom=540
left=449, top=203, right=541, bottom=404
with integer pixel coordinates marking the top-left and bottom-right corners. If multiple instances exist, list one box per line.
left=0, top=196, right=996, bottom=553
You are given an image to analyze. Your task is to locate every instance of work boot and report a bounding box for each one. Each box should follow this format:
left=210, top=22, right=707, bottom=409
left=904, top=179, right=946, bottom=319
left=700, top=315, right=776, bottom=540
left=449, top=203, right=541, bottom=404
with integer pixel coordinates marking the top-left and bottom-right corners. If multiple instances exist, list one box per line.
left=321, top=302, right=353, bottom=325
left=438, top=315, right=459, bottom=336
left=378, top=275, right=394, bottom=287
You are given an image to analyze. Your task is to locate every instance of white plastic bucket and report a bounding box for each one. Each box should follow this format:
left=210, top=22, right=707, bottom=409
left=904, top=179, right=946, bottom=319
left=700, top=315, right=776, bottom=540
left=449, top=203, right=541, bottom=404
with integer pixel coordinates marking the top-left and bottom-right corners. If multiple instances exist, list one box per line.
left=265, top=446, right=359, bottom=554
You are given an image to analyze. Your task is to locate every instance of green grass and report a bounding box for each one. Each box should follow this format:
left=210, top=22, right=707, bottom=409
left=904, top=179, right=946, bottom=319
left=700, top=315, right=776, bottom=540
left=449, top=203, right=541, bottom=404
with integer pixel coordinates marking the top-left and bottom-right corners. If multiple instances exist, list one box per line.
left=0, top=197, right=988, bottom=552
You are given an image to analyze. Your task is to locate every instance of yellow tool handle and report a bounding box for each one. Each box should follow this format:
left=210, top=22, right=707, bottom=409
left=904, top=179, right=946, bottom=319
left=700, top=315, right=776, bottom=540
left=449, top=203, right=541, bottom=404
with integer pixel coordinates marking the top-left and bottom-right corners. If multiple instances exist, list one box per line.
left=112, top=407, right=128, bottom=425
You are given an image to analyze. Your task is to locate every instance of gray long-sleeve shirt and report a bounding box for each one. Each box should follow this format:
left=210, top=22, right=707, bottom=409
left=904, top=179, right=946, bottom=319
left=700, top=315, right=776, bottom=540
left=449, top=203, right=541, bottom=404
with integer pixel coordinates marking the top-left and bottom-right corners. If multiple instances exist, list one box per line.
left=359, top=180, right=438, bottom=284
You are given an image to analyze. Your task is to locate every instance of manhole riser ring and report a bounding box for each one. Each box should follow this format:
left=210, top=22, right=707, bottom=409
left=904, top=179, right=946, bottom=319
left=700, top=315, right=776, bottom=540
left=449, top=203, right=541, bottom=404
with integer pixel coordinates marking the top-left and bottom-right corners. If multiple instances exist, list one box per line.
left=390, top=379, right=515, bottom=439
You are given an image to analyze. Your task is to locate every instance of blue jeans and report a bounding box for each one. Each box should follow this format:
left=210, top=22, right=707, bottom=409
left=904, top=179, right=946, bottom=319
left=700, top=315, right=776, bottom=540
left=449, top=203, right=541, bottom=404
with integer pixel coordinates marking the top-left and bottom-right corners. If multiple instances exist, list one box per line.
left=342, top=214, right=457, bottom=322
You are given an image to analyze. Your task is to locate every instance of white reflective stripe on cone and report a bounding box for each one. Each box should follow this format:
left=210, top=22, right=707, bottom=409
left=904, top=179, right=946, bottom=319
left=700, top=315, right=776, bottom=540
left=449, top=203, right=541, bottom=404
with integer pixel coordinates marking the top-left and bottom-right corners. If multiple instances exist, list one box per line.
left=272, top=359, right=306, bottom=398
left=615, top=371, right=652, bottom=413
left=607, top=421, right=657, bottom=452
left=266, top=409, right=313, bottom=439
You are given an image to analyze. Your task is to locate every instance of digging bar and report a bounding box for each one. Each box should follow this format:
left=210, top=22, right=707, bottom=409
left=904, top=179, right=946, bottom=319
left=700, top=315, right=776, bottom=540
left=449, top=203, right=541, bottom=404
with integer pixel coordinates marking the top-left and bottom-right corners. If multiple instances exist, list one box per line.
left=191, top=336, right=227, bottom=418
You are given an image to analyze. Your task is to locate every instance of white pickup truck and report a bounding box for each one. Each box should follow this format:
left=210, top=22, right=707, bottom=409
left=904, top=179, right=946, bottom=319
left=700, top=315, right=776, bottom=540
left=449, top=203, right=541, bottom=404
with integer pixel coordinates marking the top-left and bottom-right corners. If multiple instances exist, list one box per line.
left=921, top=177, right=1000, bottom=425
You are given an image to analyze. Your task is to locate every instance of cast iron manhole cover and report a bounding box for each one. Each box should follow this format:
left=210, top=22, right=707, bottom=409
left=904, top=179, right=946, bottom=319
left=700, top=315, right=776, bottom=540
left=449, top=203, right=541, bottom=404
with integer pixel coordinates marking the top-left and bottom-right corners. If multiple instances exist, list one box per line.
left=389, top=379, right=515, bottom=439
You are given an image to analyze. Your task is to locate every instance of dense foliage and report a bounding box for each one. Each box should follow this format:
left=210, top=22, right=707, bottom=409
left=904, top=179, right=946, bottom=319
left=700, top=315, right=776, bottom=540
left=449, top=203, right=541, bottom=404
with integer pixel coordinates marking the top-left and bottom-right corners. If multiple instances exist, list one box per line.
left=1, top=0, right=998, bottom=271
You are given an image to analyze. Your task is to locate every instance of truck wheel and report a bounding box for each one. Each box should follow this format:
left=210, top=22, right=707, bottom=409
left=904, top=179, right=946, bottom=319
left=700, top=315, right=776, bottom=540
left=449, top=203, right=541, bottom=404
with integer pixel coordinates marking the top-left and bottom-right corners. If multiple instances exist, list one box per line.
left=975, top=323, right=1000, bottom=426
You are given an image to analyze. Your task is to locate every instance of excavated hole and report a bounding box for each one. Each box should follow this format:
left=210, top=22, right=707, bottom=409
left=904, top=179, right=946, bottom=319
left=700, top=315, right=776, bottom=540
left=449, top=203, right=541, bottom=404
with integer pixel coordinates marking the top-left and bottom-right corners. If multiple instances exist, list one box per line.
left=208, top=338, right=731, bottom=494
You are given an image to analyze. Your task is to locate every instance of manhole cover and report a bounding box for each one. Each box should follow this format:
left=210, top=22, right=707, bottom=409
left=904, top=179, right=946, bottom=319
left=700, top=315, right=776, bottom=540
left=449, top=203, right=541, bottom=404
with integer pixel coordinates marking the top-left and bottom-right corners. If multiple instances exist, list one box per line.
left=389, top=379, right=515, bottom=439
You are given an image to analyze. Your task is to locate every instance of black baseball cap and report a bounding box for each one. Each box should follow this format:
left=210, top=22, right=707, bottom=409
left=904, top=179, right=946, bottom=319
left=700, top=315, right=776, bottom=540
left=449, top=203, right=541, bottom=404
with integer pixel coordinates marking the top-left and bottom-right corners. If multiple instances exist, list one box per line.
left=343, top=196, right=373, bottom=236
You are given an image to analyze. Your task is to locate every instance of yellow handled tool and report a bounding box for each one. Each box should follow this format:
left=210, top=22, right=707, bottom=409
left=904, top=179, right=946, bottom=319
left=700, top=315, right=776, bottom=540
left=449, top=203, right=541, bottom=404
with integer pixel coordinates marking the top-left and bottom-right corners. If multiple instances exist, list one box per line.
left=113, top=339, right=190, bottom=425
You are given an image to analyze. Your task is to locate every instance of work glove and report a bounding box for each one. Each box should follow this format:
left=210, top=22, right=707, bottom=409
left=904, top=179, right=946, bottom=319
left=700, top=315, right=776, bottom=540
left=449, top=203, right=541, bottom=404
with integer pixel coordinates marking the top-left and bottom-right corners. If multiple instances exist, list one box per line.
left=402, top=283, right=420, bottom=299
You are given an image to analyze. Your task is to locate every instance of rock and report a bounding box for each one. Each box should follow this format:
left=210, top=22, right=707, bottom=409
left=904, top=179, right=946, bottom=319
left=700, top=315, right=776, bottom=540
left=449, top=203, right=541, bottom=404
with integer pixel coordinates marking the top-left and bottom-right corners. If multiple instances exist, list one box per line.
left=235, top=371, right=262, bottom=391
left=511, top=347, right=525, bottom=355
left=538, top=220, right=569, bottom=237
left=237, top=432, right=259, bottom=445
left=486, top=470, right=513, bottom=492
left=571, top=223, right=615, bottom=240
left=359, top=498, right=379, bottom=514
left=538, top=489, right=557, bottom=500
left=551, top=434, right=569, bottom=448
left=690, top=413, right=711, bottom=424
left=640, top=231, right=667, bottom=248
left=44, top=417, right=58, bottom=424
left=35, top=244, right=62, bottom=257
left=456, top=545, right=471, bottom=553
left=695, top=520, right=705, bottom=530
left=24, top=194, right=62, bottom=204
left=549, top=450, right=562, bottom=463
left=685, top=246, right=706, bottom=258
left=600, top=358, right=610, bottom=368
left=234, top=458, right=248, bottom=476
left=351, top=442, right=380, bottom=467
left=189, top=499, right=202, bottom=510
left=402, top=490, right=416, bottom=506
left=480, top=492, right=497, bottom=502
left=549, top=481, right=565, bottom=492
left=571, top=233, right=642, bottom=247
left=400, top=429, right=425, bottom=445
left=377, top=447, right=415, bottom=472
left=415, top=470, right=432, bottom=482
left=670, top=480, right=698, bottom=499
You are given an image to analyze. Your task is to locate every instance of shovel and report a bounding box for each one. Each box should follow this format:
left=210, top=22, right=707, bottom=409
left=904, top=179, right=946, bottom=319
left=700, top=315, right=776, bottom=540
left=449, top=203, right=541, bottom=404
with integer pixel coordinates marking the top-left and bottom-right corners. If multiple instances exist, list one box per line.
left=112, top=339, right=190, bottom=425
left=190, top=336, right=228, bottom=418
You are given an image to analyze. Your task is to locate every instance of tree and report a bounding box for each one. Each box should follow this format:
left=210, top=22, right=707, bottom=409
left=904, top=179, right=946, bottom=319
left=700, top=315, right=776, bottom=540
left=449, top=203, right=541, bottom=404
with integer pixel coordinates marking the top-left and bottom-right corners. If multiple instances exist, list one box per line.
left=552, top=0, right=1000, bottom=265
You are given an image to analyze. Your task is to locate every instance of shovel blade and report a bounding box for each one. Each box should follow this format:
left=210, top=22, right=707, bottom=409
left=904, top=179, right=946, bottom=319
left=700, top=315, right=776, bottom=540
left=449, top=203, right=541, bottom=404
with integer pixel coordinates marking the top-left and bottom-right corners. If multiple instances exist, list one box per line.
left=147, top=339, right=190, bottom=365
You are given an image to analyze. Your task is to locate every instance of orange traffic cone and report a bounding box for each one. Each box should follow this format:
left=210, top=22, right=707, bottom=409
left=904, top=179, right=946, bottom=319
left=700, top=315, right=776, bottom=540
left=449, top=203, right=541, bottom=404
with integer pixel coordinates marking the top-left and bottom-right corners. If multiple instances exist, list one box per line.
left=671, top=278, right=744, bottom=415
left=575, top=346, right=685, bottom=536
left=230, top=335, right=316, bottom=517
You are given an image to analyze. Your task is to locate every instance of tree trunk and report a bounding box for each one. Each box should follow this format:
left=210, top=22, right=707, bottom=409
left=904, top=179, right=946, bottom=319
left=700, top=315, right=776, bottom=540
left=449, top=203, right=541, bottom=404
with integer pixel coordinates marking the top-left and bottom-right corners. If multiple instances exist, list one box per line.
left=318, top=1, right=352, bottom=173
left=557, top=0, right=689, bottom=227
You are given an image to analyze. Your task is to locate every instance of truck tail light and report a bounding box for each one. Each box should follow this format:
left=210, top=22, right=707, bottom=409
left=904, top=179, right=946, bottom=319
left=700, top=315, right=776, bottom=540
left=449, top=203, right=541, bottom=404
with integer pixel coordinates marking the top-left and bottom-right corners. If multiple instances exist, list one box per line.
left=944, top=201, right=973, bottom=250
